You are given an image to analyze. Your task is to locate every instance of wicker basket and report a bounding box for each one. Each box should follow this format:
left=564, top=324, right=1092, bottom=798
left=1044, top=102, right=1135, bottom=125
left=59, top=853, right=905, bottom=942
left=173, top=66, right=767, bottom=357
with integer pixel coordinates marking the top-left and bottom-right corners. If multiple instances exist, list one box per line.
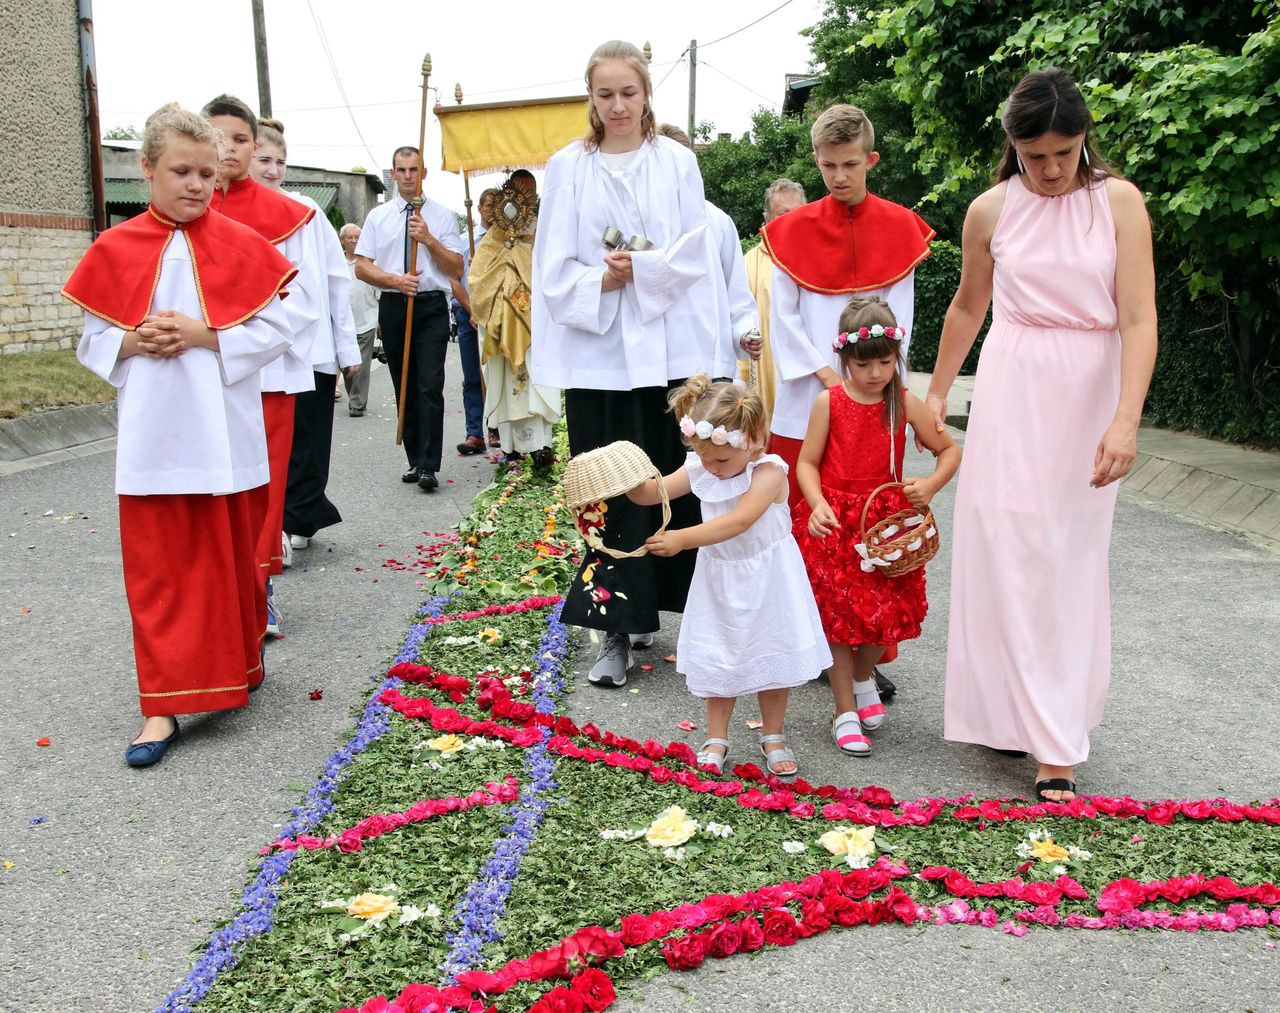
left=562, top=441, right=670, bottom=559
left=858, top=483, right=940, bottom=577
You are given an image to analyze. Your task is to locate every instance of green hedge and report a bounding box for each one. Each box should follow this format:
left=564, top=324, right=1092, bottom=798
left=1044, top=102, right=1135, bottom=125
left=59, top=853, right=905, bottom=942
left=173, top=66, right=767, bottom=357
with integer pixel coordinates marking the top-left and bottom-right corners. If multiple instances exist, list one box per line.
left=907, top=242, right=1278, bottom=445
left=1144, top=256, right=1280, bottom=445
left=907, top=240, right=989, bottom=375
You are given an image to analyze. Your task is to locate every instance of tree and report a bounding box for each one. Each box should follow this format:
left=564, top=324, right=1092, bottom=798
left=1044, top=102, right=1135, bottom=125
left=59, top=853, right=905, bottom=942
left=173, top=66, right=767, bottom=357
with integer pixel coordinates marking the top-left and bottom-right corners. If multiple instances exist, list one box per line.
left=696, top=109, right=816, bottom=241
left=854, top=0, right=1279, bottom=442
left=102, top=124, right=139, bottom=140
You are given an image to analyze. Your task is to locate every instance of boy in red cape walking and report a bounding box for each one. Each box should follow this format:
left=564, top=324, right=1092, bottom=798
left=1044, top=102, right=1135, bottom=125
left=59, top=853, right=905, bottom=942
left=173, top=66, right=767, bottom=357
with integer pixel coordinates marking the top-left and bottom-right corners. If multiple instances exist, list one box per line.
left=761, top=103, right=934, bottom=678
left=201, top=94, right=320, bottom=640
left=64, top=103, right=297, bottom=766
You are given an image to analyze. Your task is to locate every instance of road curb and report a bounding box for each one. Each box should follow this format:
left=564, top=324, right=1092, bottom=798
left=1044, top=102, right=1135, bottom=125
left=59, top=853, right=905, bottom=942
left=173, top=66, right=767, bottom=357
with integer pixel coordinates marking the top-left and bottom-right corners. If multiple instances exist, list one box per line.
left=0, top=401, right=117, bottom=462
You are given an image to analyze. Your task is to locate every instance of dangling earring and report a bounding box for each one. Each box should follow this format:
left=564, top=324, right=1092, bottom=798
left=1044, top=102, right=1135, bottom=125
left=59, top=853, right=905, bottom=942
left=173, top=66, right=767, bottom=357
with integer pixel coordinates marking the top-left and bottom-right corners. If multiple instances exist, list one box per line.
left=1082, top=144, right=1091, bottom=168
left=1016, top=153, right=1026, bottom=174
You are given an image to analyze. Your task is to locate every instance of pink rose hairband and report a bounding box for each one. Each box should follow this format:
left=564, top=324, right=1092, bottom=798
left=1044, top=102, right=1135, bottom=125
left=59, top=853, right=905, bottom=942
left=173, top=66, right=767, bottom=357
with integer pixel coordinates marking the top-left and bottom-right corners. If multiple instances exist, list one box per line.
left=833, top=324, right=906, bottom=350
left=679, top=415, right=747, bottom=449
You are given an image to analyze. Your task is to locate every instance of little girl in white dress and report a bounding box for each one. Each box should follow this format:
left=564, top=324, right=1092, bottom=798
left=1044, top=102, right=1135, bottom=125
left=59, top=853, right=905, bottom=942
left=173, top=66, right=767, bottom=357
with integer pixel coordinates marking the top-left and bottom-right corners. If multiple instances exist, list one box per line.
left=627, top=374, right=830, bottom=776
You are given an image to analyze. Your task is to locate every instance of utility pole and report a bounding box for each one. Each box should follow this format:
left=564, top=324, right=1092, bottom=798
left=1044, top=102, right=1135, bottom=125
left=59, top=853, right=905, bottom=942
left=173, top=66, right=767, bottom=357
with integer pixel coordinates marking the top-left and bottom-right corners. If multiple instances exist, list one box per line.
left=251, top=0, right=272, bottom=117
left=687, top=39, right=697, bottom=143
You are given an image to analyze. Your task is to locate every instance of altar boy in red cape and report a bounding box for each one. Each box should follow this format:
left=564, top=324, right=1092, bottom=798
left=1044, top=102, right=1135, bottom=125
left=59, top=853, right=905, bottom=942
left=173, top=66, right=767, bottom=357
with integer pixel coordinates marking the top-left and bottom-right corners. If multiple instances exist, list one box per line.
left=761, top=103, right=934, bottom=675
left=202, top=94, right=319, bottom=641
left=64, top=103, right=296, bottom=766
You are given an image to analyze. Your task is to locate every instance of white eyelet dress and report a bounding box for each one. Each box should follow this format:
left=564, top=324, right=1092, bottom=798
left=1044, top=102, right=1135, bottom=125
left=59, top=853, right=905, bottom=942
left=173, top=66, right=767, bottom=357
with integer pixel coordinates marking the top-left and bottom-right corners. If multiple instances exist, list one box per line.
left=677, top=452, right=832, bottom=699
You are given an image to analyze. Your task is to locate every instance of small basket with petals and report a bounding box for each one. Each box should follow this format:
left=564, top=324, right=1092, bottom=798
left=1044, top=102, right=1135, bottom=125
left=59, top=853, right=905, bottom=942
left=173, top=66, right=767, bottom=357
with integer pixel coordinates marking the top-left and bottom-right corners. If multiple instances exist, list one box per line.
left=857, top=483, right=940, bottom=577
left=562, top=441, right=670, bottom=559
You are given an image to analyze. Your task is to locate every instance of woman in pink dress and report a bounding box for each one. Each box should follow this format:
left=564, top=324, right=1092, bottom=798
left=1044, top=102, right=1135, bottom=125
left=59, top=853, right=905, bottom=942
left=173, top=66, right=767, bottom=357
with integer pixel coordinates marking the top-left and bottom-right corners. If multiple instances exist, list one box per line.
left=926, top=68, right=1157, bottom=801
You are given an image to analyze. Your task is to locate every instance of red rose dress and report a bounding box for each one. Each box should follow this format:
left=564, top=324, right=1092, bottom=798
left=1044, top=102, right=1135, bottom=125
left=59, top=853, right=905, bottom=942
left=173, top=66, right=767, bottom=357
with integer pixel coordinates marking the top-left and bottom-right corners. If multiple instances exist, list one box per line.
left=793, top=385, right=927, bottom=646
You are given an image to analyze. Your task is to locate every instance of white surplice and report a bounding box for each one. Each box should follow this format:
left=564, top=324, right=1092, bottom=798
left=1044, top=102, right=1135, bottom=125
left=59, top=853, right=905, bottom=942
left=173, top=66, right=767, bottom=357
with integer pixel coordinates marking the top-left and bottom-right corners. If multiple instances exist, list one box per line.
left=531, top=136, right=734, bottom=390
left=768, top=270, right=916, bottom=439
left=706, top=200, right=759, bottom=351
left=259, top=224, right=319, bottom=394
left=285, top=191, right=360, bottom=373
left=76, top=232, right=293, bottom=495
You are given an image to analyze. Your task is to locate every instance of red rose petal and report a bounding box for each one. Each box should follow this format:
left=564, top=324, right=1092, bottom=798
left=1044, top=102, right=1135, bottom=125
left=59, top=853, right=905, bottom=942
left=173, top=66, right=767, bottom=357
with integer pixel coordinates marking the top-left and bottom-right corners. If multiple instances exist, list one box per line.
left=676, top=719, right=697, bottom=731
left=36, top=737, right=51, bottom=747
left=663, top=654, right=677, bottom=663
left=309, top=689, right=324, bottom=701
left=640, top=663, right=654, bottom=671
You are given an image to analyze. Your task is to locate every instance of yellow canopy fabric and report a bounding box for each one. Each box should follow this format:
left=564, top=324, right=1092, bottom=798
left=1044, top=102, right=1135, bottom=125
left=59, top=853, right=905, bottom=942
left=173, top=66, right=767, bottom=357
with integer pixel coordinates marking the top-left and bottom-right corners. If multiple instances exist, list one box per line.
left=437, top=96, right=586, bottom=175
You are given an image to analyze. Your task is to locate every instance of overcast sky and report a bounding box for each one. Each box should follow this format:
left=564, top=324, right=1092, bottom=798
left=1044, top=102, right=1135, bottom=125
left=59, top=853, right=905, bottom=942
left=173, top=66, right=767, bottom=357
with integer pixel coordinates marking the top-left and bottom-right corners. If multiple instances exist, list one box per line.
left=92, top=0, right=824, bottom=213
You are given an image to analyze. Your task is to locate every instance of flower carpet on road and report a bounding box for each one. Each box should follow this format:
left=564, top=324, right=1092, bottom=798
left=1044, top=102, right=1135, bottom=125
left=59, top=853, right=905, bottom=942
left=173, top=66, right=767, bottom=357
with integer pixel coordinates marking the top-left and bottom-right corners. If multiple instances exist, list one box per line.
left=166, top=455, right=1280, bottom=1012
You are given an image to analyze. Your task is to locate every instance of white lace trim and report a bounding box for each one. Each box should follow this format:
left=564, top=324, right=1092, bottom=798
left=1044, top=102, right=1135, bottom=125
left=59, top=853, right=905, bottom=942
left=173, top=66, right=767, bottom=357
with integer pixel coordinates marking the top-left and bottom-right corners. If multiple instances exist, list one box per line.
left=687, top=452, right=789, bottom=503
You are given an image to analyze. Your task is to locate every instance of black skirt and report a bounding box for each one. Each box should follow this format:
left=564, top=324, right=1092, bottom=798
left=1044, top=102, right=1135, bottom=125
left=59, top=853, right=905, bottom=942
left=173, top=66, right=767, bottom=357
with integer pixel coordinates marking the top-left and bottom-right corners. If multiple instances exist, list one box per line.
left=560, top=383, right=701, bottom=633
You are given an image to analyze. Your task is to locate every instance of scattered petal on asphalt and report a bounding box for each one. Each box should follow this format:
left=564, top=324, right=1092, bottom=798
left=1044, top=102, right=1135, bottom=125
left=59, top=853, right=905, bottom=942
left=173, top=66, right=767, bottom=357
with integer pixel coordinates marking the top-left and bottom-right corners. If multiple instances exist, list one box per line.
left=36, top=738, right=51, bottom=747
left=676, top=719, right=697, bottom=731
left=309, top=689, right=324, bottom=701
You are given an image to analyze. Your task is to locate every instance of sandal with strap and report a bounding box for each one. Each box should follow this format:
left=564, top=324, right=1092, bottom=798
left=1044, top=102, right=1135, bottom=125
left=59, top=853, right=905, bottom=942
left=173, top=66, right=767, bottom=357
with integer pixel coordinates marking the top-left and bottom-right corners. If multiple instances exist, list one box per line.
left=831, top=711, right=871, bottom=757
left=1035, top=778, right=1077, bottom=802
left=854, top=683, right=885, bottom=732
left=696, top=738, right=731, bottom=775
left=759, top=733, right=798, bottom=777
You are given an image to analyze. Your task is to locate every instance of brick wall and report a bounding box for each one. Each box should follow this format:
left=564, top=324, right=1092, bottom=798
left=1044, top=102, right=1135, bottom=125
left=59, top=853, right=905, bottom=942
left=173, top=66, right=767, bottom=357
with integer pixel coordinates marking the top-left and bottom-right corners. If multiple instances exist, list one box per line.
left=0, top=218, right=92, bottom=354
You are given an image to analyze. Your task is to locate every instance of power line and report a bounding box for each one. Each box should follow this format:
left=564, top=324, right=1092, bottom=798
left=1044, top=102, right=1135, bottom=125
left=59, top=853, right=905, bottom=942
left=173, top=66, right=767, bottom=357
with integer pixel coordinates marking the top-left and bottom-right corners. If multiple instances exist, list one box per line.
left=699, top=0, right=796, bottom=50
left=304, top=0, right=379, bottom=166
left=700, top=59, right=780, bottom=108
left=652, top=52, right=688, bottom=95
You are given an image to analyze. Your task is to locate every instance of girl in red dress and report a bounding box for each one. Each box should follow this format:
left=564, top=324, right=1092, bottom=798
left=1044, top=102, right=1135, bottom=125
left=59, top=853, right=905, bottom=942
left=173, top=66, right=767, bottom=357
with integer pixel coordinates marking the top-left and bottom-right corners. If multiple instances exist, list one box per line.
left=794, top=296, right=960, bottom=757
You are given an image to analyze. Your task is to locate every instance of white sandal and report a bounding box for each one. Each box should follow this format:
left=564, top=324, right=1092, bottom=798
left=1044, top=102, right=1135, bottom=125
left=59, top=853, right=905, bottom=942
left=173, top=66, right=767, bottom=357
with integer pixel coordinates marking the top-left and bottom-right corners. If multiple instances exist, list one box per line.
left=831, top=711, right=871, bottom=757
left=696, top=738, right=731, bottom=775
left=854, top=683, right=886, bottom=731
left=759, top=733, right=798, bottom=777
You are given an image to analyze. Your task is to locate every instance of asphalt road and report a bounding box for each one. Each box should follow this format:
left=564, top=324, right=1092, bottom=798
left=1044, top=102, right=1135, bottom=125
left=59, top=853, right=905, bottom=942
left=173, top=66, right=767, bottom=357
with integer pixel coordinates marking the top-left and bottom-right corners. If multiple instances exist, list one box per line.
left=2, top=353, right=1278, bottom=1012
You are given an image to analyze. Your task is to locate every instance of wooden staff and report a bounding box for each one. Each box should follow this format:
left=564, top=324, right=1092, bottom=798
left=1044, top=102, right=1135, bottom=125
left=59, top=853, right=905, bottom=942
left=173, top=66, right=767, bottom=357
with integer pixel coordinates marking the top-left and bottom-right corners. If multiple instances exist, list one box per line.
left=396, top=52, right=433, bottom=446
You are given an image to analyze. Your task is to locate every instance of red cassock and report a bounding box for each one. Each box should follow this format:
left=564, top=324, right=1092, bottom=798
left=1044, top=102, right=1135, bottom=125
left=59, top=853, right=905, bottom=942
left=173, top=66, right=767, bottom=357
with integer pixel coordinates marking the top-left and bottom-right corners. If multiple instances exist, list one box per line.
left=64, top=205, right=296, bottom=713
left=211, top=178, right=315, bottom=579
left=760, top=195, right=934, bottom=664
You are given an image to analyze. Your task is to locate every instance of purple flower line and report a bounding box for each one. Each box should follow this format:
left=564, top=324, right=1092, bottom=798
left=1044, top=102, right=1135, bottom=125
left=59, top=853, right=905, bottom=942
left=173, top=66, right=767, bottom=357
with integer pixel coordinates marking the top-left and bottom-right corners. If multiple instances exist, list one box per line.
left=157, top=596, right=451, bottom=1013
left=439, top=602, right=571, bottom=983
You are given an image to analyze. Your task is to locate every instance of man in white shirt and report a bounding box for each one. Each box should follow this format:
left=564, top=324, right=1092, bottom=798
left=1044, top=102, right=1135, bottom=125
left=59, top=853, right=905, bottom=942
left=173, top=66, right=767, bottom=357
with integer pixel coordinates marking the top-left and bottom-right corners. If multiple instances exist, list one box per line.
left=354, top=146, right=464, bottom=490
left=340, top=223, right=380, bottom=416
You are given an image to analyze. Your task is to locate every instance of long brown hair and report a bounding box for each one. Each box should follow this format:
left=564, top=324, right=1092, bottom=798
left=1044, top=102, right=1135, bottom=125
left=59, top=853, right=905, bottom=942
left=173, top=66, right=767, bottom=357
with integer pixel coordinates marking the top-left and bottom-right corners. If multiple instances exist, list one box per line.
left=836, top=296, right=906, bottom=431
left=995, top=67, right=1118, bottom=189
left=583, top=40, right=656, bottom=151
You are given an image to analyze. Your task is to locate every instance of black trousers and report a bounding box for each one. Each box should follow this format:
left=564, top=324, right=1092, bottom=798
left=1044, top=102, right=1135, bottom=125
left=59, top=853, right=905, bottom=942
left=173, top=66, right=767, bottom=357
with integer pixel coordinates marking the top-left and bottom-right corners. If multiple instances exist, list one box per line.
left=379, top=290, right=449, bottom=473
left=283, top=370, right=342, bottom=538
left=559, top=383, right=701, bottom=634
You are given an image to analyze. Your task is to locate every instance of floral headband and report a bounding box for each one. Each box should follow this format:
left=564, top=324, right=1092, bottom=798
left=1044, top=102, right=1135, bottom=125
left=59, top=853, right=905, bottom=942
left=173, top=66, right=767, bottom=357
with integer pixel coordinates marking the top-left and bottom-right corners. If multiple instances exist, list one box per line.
left=679, top=415, right=747, bottom=449
left=834, top=324, right=906, bottom=351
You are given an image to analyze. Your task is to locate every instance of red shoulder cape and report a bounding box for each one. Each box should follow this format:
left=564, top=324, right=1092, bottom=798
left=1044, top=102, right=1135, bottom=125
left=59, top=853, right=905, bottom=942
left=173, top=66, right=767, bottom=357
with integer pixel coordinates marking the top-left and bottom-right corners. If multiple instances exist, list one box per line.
left=209, top=176, right=315, bottom=244
left=759, top=194, right=935, bottom=294
left=61, top=206, right=298, bottom=330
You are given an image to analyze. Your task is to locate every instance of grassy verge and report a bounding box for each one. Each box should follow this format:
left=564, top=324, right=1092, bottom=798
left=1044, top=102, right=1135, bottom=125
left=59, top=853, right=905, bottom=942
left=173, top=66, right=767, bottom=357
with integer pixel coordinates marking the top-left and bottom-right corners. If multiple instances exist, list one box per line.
left=0, top=349, right=115, bottom=420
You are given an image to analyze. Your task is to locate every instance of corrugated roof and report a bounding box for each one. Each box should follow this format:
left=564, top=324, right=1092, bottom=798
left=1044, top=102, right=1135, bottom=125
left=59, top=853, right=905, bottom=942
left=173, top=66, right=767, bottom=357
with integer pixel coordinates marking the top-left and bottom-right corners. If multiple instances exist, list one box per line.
left=283, top=182, right=339, bottom=211
left=104, top=178, right=149, bottom=204
left=104, top=178, right=341, bottom=213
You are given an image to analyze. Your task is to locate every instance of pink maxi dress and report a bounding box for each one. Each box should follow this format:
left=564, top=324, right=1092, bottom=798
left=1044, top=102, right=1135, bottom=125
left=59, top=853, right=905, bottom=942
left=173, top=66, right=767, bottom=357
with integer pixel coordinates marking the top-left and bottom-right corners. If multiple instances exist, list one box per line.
left=944, top=173, right=1121, bottom=766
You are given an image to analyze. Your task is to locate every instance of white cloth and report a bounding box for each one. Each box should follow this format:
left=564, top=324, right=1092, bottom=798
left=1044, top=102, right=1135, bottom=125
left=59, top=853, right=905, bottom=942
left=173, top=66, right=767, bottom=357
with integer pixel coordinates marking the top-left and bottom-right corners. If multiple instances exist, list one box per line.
left=76, top=232, right=292, bottom=495
left=482, top=354, right=559, bottom=452
left=259, top=226, right=319, bottom=394
left=768, top=270, right=916, bottom=439
left=676, top=453, right=831, bottom=698
left=284, top=191, right=360, bottom=373
left=706, top=200, right=759, bottom=348
left=346, top=257, right=379, bottom=334
left=531, top=136, right=734, bottom=390
left=354, top=192, right=464, bottom=295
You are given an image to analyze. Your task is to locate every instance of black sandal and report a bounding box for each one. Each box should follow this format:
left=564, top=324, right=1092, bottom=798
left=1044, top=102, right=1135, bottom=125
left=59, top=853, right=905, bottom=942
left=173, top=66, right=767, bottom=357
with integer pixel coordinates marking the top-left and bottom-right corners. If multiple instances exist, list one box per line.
left=1035, top=778, right=1077, bottom=802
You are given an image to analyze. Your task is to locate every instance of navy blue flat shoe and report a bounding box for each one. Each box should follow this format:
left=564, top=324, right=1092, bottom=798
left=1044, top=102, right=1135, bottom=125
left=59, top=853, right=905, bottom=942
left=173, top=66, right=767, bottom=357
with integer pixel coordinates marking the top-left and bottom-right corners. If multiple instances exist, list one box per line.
left=125, top=719, right=180, bottom=768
